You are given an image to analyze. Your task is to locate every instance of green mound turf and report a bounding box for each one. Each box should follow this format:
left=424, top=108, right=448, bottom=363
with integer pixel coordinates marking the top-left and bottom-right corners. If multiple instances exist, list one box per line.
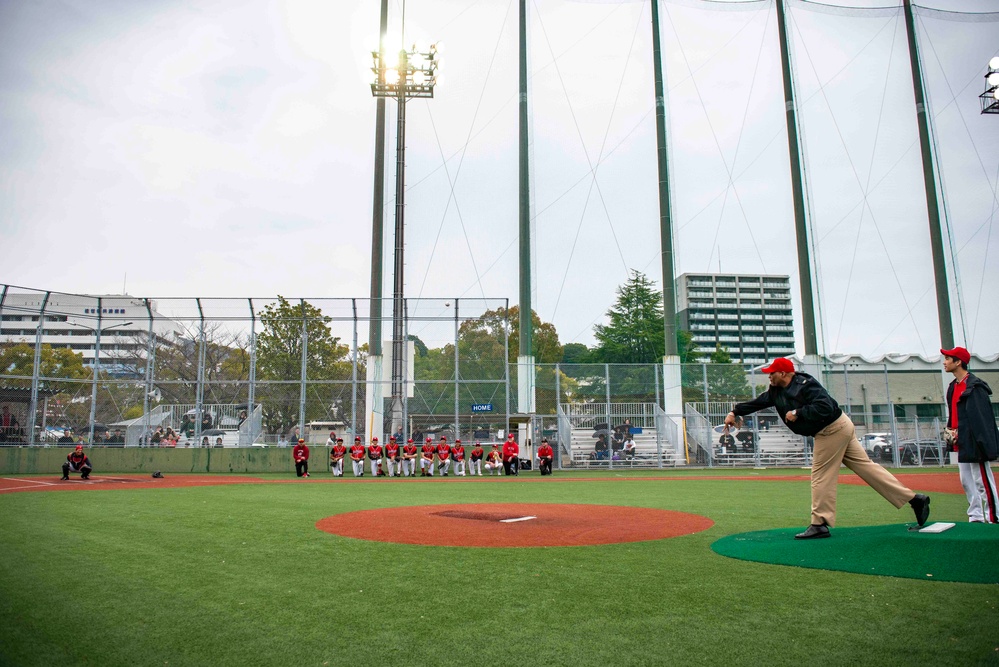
left=711, top=522, right=999, bottom=584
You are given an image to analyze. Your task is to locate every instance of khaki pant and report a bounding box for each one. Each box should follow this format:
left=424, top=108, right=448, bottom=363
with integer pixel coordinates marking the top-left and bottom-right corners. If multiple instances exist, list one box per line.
left=810, top=413, right=915, bottom=526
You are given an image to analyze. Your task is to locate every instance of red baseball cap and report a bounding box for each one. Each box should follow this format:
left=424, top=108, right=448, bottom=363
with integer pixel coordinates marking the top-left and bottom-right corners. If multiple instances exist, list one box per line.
left=941, top=347, right=971, bottom=365
left=507, top=433, right=515, bottom=438
left=75, top=444, right=83, bottom=450
left=407, top=438, right=413, bottom=443
left=354, top=436, right=362, bottom=441
left=455, top=438, right=461, bottom=443
left=371, top=437, right=378, bottom=442
left=426, top=437, right=432, bottom=442
left=298, top=439, right=305, bottom=443
left=439, top=435, right=447, bottom=441
left=761, top=357, right=795, bottom=374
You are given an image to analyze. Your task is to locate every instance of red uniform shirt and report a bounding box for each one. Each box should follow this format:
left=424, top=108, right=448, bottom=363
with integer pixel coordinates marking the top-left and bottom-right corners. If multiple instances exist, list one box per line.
left=452, top=445, right=465, bottom=461
left=437, top=443, right=451, bottom=460
left=502, top=440, right=519, bottom=461
left=293, top=444, right=309, bottom=462
left=949, top=377, right=967, bottom=429
left=350, top=444, right=366, bottom=460
left=368, top=444, right=383, bottom=459
left=331, top=444, right=347, bottom=460
left=403, top=444, right=418, bottom=458
left=422, top=443, right=435, bottom=458
left=471, top=447, right=484, bottom=461
left=538, top=443, right=554, bottom=459
left=67, top=451, right=89, bottom=466
left=386, top=443, right=400, bottom=459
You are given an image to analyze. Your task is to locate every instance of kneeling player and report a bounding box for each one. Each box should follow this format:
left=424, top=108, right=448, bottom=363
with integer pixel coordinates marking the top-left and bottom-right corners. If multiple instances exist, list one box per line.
left=421, top=437, right=436, bottom=476
left=436, top=436, right=451, bottom=477
left=401, top=438, right=418, bottom=477
left=61, top=445, right=92, bottom=480
left=350, top=436, right=366, bottom=477
left=484, top=444, right=503, bottom=475
left=537, top=438, right=554, bottom=475
left=330, top=437, right=347, bottom=477
left=452, top=439, right=466, bottom=476
left=469, top=441, right=484, bottom=476
left=368, top=437, right=383, bottom=477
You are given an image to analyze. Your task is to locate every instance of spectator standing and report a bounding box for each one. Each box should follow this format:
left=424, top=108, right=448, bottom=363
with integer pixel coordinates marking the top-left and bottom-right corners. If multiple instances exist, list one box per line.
left=293, top=439, right=310, bottom=478
left=942, top=346, right=999, bottom=523
left=57, top=429, right=76, bottom=445
left=107, top=429, right=125, bottom=446
left=502, top=433, right=519, bottom=476
left=0, top=406, right=20, bottom=443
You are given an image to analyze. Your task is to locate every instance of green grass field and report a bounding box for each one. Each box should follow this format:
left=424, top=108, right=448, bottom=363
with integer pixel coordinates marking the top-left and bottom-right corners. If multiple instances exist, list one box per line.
left=1, top=469, right=995, bottom=666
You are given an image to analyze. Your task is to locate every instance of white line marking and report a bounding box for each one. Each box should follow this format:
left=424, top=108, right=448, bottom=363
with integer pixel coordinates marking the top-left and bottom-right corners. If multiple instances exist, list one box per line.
left=499, top=516, right=537, bottom=523
left=2, top=484, right=61, bottom=491
left=6, top=478, right=57, bottom=486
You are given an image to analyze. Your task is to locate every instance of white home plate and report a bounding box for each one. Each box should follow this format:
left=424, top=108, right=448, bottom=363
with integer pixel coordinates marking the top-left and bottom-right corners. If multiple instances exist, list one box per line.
left=499, top=516, right=537, bottom=523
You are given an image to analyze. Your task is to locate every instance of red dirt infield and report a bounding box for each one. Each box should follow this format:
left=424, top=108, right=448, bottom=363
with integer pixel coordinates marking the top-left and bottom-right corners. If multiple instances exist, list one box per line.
left=0, top=472, right=963, bottom=495
left=315, top=503, right=715, bottom=547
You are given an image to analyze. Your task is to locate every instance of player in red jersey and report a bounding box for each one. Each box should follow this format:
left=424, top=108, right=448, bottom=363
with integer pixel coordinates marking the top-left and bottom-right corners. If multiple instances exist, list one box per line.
left=61, top=444, right=93, bottom=480
left=502, top=433, right=519, bottom=476
left=329, top=437, right=347, bottom=477
left=293, top=439, right=311, bottom=478
left=436, top=436, right=452, bottom=477
left=469, top=441, right=484, bottom=476
left=421, top=437, right=436, bottom=476
left=485, top=444, right=503, bottom=475
left=451, top=439, right=466, bottom=476
left=537, top=437, right=554, bottom=476
left=350, top=436, right=366, bottom=477
left=401, top=438, right=418, bottom=477
left=368, top=437, right=384, bottom=477
left=385, top=436, right=401, bottom=477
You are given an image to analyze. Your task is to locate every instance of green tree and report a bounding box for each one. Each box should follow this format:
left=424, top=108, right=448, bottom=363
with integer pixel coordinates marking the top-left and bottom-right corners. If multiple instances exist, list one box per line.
left=0, top=342, right=93, bottom=427
left=562, top=342, right=591, bottom=364
left=255, top=297, right=352, bottom=435
left=592, top=271, right=665, bottom=364
left=704, top=345, right=752, bottom=402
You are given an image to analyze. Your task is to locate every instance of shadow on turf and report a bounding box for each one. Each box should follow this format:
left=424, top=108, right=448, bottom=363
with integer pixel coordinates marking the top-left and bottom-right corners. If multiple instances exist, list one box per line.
left=711, top=523, right=999, bottom=584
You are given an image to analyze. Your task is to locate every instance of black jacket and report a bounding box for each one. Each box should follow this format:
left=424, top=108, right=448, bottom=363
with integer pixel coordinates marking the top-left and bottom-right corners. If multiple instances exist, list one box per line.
left=947, top=373, right=999, bottom=463
left=732, top=372, right=842, bottom=437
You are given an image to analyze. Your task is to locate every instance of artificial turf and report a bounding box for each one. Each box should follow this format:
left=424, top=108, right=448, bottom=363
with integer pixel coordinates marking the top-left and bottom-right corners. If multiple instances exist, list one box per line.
left=0, top=471, right=995, bottom=666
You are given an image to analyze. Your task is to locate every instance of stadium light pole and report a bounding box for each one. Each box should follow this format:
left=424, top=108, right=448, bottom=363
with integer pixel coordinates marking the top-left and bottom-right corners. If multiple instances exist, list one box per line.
left=981, top=56, right=999, bottom=114
left=70, top=320, right=132, bottom=446
left=370, top=43, right=441, bottom=438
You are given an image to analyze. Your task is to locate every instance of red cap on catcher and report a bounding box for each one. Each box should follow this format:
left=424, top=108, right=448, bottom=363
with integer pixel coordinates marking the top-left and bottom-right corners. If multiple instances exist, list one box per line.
left=760, top=357, right=795, bottom=374
left=298, top=439, right=305, bottom=444
left=941, top=346, right=971, bottom=365
left=75, top=444, right=83, bottom=450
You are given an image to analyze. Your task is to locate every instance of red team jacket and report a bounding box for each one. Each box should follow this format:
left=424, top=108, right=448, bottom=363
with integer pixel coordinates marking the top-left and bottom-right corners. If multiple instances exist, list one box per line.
left=368, top=444, right=383, bottom=460
left=502, top=440, right=519, bottom=461
left=422, top=443, right=436, bottom=459
left=470, top=446, right=484, bottom=461
left=350, top=443, right=366, bottom=461
left=293, top=443, right=309, bottom=462
left=403, top=444, right=418, bottom=459
left=452, top=445, right=465, bottom=461
left=331, top=444, right=347, bottom=460
left=386, top=443, right=400, bottom=460
left=537, top=443, right=554, bottom=459
left=436, top=442, right=451, bottom=460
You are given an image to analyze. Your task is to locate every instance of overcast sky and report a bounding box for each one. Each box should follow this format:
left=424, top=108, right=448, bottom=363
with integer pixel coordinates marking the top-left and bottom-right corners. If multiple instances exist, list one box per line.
left=1, top=0, right=997, bottom=358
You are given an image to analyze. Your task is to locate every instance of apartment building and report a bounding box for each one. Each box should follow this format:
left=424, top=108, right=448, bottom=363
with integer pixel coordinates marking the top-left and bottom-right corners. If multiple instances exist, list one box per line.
left=675, top=273, right=795, bottom=365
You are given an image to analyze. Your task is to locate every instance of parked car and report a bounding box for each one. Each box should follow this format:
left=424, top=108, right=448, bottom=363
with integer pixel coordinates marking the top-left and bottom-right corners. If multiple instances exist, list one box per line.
left=860, top=433, right=892, bottom=460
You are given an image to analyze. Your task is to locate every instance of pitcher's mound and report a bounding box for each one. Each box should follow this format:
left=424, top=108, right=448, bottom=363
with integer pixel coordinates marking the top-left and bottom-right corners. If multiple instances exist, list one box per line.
left=316, top=503, right=713, bottom=547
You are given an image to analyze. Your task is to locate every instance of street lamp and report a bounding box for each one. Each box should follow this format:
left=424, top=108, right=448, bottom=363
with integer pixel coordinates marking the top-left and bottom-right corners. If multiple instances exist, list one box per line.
left=981, top=56, right=999, bottom=114
left=70, top=320, right=133, bottom=445
left=370, top=43, right=441, bottom=437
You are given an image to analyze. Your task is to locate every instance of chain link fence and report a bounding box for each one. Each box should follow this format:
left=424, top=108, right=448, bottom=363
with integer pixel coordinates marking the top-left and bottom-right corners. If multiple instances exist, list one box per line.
left=2, top=285, right=993, bottom=468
